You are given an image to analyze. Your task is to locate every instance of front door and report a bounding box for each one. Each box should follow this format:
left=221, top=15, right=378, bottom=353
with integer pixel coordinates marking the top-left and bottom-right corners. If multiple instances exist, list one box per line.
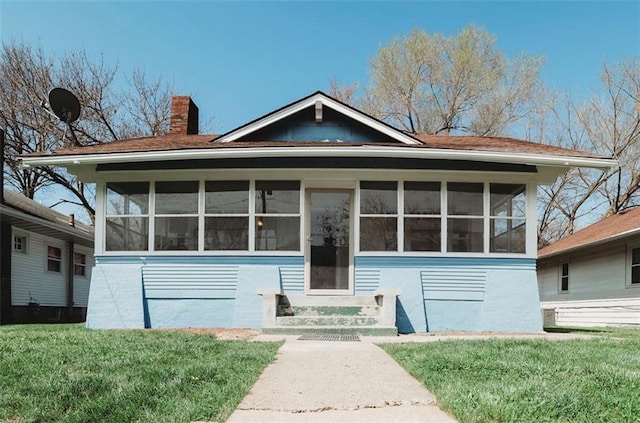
left=306, top=190, right=353, bottom=294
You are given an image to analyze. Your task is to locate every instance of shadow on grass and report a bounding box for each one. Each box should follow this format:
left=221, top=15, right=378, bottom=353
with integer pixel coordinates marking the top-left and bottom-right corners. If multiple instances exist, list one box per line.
left=544, top=326, right=610, bottom=334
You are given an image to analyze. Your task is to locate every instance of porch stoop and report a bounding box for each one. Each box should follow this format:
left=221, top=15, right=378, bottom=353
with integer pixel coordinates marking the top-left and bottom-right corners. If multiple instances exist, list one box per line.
left=260, top=293, right=398, bottom=336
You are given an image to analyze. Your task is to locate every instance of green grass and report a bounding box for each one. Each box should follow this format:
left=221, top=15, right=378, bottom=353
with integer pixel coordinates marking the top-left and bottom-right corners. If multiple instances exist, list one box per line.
left=381, top=328, right=640, bottom=423
left=0, top=324, right=281, bottom=423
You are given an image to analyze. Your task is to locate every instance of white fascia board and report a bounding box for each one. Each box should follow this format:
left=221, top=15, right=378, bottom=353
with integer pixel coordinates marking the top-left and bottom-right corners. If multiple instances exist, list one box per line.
left=21, top=145, right=618, bottom=171
left=216, top=93, right=422, bottom=145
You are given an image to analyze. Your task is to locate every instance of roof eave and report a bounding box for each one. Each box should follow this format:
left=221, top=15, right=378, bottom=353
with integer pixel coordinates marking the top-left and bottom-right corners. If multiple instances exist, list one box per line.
left=538, top=227, right=640, bottom=259
left=0, top=204, right=94, bottom=243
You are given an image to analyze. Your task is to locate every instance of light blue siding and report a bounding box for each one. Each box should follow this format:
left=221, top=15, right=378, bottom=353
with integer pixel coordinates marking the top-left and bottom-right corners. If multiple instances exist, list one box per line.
left=279, top=266, right=304, bottom=294
left=145, top=299, right=235, bottom=328
left=354, top=268, right=380, bottom=293
left=355, top=256, right=542, bottom=333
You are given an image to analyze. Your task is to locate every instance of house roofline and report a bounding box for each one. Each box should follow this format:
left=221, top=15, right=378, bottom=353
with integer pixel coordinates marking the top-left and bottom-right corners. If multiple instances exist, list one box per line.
left=21, top=145, right=617, bottom=170
left=538, top=227, right=640, bottom=259
left=0, top=203, right=93, bottom=243
left=214, top=91, right=423, bottom=145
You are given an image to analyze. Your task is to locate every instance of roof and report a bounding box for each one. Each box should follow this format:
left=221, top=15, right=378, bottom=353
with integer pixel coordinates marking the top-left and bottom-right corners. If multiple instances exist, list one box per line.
left=24, top=133, right=603, bottom=159
left=1, top=189, right=94, bottom=247
left=538, top=206, right=640, bottom=258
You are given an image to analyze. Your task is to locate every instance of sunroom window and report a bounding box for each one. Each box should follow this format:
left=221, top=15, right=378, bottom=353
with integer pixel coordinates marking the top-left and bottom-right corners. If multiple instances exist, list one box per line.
left=489, top=184, right=526, bottom=253
left=105, top=182, right=149, bottom=251
left=447, top=182, right=484, bottom=253
left=205, top=181, right=249, bottom=250
left=404, top=182, right=441, bottom=252
left=255, top=181, right=300, bottom=251
left=360, top=181, right=398, bottom=251
left=154, top=181, right=199, bottom=251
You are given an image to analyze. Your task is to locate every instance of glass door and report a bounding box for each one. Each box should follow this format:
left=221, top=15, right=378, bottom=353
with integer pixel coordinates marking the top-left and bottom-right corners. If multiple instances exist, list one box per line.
left=306, top=190, right=353, bottom=293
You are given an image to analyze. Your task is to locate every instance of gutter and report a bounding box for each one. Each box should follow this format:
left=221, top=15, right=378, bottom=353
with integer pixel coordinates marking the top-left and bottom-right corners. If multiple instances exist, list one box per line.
left=21, top=145, right=617, bottom=170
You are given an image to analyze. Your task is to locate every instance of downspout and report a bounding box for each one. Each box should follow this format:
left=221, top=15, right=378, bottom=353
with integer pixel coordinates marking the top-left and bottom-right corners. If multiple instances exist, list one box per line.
left=67, top=241, right=74, bottom=321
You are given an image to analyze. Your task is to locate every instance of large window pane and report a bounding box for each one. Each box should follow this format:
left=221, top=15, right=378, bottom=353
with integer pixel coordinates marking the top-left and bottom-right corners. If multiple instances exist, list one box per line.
left=404, top=182, right=440, bottom=214
left=205, top=181, right=249, bottom=214
left=255, top=181, right=300, bottom=213
left=156, top=181, right=199, bottom=214
left=255, top=217, right=300, bottom=251
left=360, top=217, right=397, bottom=251
left=106, top=217, right=149, bottom=251
left=448, top=183, right=483, bottom=215
left=154, top=217, right=198, bottom=250
left=490, top=184, right=526, bottom=217
left=490, top=219, right=525, bottom=253
left=447, top=218, right=483, bottom=252
left=205, top=217, right=248, bottom=250
left=360, top=182, right=397, bottom=214
left=106, top=182, right=149, bottom=215
left=404, top=217, right=441, bottom=251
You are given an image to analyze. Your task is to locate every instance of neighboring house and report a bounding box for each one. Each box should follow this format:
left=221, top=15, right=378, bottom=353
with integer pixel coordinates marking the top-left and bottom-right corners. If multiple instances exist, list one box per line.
left=21, top=92, right=615, bottom=334
left=538, top=207, right=640, bottom=327
left=0, top=189, right=94, bottom=324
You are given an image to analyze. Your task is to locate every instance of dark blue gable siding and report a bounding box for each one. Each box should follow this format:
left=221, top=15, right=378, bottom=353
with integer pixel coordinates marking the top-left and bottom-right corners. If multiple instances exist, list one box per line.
left=236, top=106, right=401, bottom=143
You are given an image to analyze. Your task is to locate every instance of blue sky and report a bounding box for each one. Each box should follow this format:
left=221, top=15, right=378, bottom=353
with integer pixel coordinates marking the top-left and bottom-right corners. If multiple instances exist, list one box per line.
left=2, top=1, right=639, bottom=132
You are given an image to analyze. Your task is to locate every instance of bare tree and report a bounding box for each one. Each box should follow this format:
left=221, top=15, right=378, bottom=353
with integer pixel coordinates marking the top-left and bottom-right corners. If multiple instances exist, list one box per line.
left=0, top=41, right=176, bottom=221
left=536, top=58, right=640, bottom=246
left=361, top=25, right=543, bottom=135
left=328, top=78, right=359, bottom=105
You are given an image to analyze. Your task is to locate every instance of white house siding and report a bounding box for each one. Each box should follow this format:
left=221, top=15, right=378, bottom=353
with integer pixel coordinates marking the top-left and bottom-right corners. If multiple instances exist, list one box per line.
left=11, top=227, right=93, bottom=308
left=538, top=239, right=640, bottom=327
left=73, top=246, right=94, bottom=307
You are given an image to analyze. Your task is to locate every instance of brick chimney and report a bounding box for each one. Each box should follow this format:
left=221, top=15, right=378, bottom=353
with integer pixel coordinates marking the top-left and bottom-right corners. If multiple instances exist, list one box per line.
left=169, top=96, right=199, bottom=135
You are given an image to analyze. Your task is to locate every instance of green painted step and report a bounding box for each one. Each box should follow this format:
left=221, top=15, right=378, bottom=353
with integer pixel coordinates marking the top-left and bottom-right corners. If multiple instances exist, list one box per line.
left=262, top=326, right=398, bottom=336
left=276, top=316, right=379, bottom=326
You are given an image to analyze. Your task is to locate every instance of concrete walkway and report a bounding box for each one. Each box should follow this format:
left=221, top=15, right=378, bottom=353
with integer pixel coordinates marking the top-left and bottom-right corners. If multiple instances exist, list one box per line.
left=226, top=336, right=457, bottom=422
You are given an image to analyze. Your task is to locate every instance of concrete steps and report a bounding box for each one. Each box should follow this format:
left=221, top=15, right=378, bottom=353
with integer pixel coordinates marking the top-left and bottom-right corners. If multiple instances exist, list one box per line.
left=264, top=295, right=398, bottom=336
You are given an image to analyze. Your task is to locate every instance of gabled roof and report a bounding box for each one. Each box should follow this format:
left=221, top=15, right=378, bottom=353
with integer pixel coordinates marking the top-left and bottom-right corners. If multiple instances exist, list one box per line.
left=1, top=189, right=93, bottom=247
left=538, top=206, right=640, bottom=258
left=214, top=91, right=423, bottom=145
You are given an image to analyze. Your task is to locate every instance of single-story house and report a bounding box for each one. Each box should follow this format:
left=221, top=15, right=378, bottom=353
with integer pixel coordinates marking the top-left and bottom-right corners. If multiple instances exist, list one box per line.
left=0, top=188, right=94, bottom=323
left=538, top=206, right=640, bottom=327
left=21, top=91, right=616, bottom=334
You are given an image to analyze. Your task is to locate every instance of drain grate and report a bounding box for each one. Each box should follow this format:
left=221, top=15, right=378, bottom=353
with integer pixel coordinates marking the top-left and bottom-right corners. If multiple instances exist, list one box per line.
left=298, top=334, right=361, bottom=342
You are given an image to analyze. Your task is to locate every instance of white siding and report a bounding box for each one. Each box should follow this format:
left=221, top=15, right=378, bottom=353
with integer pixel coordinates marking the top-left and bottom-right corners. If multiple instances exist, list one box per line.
left=11, top=227, right=94, bottom=308
left=73, top=247, right=94, bottom=307
left=538, top=238, right=640, bottom=327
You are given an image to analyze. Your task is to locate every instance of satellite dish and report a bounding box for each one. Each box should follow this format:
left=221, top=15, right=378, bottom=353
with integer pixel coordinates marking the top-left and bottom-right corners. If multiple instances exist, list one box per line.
left=48, top=88, right=81, bottom=124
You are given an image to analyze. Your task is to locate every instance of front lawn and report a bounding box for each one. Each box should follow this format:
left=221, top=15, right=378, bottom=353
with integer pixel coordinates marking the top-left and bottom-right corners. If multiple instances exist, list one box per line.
left=0, top=324, right=280, bottom=422
left=381, top=328, right=640, bottom=422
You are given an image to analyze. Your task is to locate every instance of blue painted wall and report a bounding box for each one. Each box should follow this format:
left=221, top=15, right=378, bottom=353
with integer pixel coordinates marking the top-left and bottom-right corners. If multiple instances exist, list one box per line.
left=86, top=255, right=542, bottom=333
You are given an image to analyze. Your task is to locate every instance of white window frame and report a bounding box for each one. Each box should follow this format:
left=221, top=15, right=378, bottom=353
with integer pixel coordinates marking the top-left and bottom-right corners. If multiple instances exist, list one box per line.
left=559, top=260, right=569, bottom=293
left=46, top=244, right=63, bottom=273
left=626, top=243, right=640, bottom=288
left=13, top=232, right=28, bottom=254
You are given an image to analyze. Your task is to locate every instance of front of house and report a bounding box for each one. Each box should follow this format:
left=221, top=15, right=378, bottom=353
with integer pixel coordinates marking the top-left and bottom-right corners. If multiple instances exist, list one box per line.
left=22, top=92, right=615, bottom=333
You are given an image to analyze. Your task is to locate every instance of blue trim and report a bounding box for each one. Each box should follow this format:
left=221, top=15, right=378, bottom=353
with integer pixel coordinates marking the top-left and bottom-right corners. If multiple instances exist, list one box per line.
left=96, top=255, right=305, bottom=266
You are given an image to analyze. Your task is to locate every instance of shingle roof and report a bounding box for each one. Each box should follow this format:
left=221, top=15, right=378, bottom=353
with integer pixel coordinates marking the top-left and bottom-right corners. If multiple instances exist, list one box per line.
left=538, top=206, right=640, bottom=258
left=25, top=133, right=604, bottom=159
left=2, top=189, right=93, bottom=238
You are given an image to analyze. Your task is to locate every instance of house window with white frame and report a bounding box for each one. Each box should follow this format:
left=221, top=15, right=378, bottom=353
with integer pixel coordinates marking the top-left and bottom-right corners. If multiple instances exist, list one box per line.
left=13, top=234, right=27, bottom=254
left=489, top=184, right=526, bottom=253
left=47, top=246, right=62, bottom=272
left=631, top=247, right=640, bottom=285
left=447, top=182, right=484, bottom=253
left=204, top=181, right=250, bottom=250
left=105, top=182, right=149, bottom=251
left=360, top=181, right=398, bottom=251
left=403, top=181, right=441, bottom=252
left=254, top=181, right=300, bottom=251
left=154, top=181, right=199, bottom=251
left=74, top=252, right=86, bottom=276
left=560, top=262, right=569, bottom=292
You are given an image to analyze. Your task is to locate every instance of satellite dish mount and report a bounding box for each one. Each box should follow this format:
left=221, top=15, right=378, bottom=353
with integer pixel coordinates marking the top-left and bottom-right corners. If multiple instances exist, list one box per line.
left=41, top=87, right=82, bottom=146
